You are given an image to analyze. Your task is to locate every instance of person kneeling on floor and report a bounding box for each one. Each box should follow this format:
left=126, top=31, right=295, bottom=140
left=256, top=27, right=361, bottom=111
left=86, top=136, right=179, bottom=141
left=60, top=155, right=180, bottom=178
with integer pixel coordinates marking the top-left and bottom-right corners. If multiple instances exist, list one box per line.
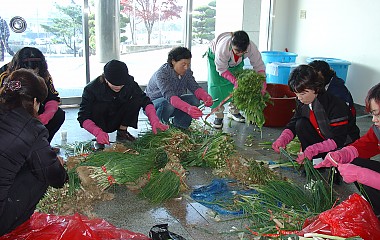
left=78, top=60, right=169, bottom=150
left=0, top=69, right=68, bottom=236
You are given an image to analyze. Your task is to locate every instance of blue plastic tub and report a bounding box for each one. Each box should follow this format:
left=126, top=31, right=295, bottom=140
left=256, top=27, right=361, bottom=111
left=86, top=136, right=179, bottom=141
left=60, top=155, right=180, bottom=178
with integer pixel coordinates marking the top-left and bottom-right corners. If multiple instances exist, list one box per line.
left=266, top=62, right=299, bottom=85
left=306, top=57, right=351, bottom=82
left=261, top=51, right=298, bottom=65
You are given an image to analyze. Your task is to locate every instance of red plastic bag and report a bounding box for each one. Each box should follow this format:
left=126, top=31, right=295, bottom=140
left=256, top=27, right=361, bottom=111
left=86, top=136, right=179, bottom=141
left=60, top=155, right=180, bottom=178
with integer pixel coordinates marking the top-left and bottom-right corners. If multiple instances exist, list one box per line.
left=299, top=193, right=380, bottom=239
left=0, top=212, right=150, bottom=240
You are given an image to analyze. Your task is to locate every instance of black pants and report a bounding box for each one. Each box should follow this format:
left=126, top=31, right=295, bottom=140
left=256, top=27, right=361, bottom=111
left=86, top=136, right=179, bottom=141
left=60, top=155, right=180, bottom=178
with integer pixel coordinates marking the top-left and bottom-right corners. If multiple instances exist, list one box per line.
left=45, top=108, right=65, bottom=142
left=0, top=169, right=48, bottom=236
left=351, top=157, right=380, bottom=216
left=92, top=101, right=141, bottom=133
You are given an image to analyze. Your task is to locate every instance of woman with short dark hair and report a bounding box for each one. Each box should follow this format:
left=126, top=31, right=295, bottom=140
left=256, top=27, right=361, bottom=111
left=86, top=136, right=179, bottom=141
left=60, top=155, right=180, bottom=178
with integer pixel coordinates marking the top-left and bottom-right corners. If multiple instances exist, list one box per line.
left=206, top=30, right=266, bottom=129
left=145, top=46, right=213, bottom=129
left=272, top=65, right=359, bottom=164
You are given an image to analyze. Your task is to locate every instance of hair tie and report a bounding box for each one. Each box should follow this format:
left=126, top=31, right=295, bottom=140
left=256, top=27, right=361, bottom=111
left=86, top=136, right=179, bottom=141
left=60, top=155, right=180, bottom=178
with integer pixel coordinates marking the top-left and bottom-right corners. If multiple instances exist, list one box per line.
left=4, top=79, right=22, bottom=91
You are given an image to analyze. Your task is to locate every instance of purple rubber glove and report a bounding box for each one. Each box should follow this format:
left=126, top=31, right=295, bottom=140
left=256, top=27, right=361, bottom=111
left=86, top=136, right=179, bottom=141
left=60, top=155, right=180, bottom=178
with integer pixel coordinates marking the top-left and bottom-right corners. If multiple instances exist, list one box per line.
left=170, top=96, right=203, bottom=119
left=221, top=70, right=238, bottom=88
left=38, top=100, right=59, bottom=125
left=272, top=129, right=294, bottom=153
left=338, top=164, right=380, bottom=191
left=314, top=146, right=359, bottom=168
left=82, top=119, right=110, bottom=145
left=194, top=88, right=213, bottom=107
left=145, top=104, right=169, bottom=134
left=296, top=139, right=337, bottom=164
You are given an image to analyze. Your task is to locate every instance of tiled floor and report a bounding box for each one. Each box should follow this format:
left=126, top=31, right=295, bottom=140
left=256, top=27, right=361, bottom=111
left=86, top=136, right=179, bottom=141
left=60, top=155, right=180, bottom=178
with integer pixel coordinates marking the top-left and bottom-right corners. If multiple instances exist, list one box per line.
left=51, top=105, right=375, bottom=240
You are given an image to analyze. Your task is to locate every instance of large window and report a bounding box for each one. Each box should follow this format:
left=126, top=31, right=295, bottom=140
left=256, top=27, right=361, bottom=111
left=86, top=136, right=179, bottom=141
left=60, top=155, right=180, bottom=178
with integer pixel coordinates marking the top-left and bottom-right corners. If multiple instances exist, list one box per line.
left=1, top=0, right=220, bottom=102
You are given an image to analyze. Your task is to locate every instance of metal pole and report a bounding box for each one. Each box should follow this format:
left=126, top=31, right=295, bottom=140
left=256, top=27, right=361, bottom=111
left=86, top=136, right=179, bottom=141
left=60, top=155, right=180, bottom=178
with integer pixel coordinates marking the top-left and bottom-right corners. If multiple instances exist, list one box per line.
left=185, top=0, right=193, bottom=50
left=83, top=0, right=90, bottom=84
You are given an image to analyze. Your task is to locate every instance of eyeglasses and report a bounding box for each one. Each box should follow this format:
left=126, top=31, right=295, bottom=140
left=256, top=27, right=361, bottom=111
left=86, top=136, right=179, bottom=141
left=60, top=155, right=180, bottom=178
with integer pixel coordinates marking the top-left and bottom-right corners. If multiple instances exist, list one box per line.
left=370, top=110, right=380, bottom=119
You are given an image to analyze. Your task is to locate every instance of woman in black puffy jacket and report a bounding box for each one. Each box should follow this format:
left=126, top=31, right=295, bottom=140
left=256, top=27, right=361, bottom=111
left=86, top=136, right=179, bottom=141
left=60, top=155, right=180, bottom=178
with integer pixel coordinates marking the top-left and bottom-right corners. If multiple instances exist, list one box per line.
left=0, top=69, right=68, bottom=236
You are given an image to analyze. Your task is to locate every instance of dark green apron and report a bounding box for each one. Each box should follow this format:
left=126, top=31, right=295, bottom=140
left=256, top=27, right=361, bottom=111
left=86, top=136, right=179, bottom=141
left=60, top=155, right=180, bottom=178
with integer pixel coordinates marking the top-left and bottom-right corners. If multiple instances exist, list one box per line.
left=206, top=48, right=244, bottom=108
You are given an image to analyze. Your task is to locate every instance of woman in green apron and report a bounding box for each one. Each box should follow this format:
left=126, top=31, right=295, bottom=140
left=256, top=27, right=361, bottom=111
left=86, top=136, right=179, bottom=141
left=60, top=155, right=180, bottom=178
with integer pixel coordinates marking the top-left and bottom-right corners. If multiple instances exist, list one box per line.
left=207, top=31, right=266, bottom=129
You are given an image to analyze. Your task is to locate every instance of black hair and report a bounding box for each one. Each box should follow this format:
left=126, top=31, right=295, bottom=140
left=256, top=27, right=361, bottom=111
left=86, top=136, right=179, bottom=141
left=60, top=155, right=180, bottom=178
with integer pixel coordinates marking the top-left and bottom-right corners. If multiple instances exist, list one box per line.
left=288, top=64, right=325, bottom=94
left=365, top=82, right=380, bottom=113
left=167, top=47, right=192, bottom=67
left=0, top=69, right=48, bottom=117
left=308, top=60, right=336, bottom=85
left=7, top=47, right=49, bottom=79
left=231, top=31, right=250, bottom=52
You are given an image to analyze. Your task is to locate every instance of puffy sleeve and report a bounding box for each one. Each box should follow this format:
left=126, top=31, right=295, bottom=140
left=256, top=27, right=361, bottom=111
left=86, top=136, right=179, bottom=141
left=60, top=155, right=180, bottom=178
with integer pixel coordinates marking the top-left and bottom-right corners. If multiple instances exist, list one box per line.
left=28, top=125, right=68, bottom=188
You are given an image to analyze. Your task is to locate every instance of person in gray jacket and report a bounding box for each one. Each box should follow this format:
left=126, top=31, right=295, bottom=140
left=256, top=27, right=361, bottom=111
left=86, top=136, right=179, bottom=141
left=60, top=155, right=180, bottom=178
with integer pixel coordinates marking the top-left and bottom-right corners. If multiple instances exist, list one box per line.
left=145, top=47, right=213, bottom=129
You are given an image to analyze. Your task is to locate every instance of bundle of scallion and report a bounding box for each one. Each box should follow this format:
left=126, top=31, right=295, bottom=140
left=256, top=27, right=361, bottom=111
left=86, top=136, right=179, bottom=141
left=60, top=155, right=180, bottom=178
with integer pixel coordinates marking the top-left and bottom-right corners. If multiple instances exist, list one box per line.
left=139, top=169, right=185, bottom=204
left=238, top=161, right=336, bottom=236
left=84, top=151, right=156, bottom=190
left=232, top=69, right=271, bottom=129
left=197, top=131, right=235, bottom=168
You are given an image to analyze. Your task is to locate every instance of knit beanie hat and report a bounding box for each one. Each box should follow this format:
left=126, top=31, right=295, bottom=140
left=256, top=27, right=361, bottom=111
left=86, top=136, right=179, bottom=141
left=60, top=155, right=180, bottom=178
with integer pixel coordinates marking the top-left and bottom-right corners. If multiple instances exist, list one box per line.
left=103, top=60, right=132, bottom=86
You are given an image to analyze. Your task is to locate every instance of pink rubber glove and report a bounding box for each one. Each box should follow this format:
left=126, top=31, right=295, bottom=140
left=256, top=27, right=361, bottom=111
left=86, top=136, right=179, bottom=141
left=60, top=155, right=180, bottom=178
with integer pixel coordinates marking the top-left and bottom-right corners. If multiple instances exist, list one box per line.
left=314, top=146, right=359, bottom=168
left=170, top=96, right=203, bottom=119
left=221, top=70, right=238, bottom=88
left=272, top=129, right=294, bottom=153
left=194, top=88, right=213, bottom=107
left=296, top=139, right=337, bottom=164
left=261, top=80, right=267, bottom=95
left=338, top=164, right=380, bottom=190
left=82, top=119, right=110, bottom=145
left=38, top=100, right=59, bottom=125
left=145, top=104, right=169, bottom=134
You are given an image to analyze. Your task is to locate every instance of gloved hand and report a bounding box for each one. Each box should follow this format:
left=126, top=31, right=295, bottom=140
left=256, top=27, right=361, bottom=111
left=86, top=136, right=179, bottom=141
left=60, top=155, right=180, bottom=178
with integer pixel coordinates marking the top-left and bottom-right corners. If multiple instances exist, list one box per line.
left=261, top=80, right=267, bottom=96
left=338, top=164, right=380, bottom=191
left=296, top=139, right=337, bottom=164
left=272, top=129, right=294, bottom=153
left=194, top=88, right=213, bottom=107
left=145, top=104, right=169, bottom=134
left=82, top=119, right=110, bottom=145
left=221, top=70, right=238, bottom=88
left=38, top=100, right=59, bottom=125
left=170, top=96, right=203, bottom=119
left=314, top=145, right=359, bottom=168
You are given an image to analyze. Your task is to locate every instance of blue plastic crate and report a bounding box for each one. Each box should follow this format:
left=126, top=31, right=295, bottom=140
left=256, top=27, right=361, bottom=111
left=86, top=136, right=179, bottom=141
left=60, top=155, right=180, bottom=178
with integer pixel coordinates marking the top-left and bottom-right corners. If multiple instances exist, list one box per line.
left=261, top=51, right=298, bottom=65
left=306, top=57, right=351, bottom=82
left=266, top=62, right=299, bottom=85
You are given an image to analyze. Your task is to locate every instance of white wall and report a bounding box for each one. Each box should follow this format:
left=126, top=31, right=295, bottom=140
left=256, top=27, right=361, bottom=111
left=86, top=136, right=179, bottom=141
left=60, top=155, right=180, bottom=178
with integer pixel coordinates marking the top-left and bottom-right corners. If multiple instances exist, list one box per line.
left=271, top=0, right=380, bottom=105
left=215, top=0, right=244, bottom=35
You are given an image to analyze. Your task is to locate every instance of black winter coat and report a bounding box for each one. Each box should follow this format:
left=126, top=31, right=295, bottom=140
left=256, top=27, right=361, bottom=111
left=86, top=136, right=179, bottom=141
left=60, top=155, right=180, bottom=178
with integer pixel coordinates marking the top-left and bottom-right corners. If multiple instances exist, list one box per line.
left=0, top=107, right=68, bottom=215
left=286, top=91, right=359, bottom=148
left=77, top=75, right=152, bottom=128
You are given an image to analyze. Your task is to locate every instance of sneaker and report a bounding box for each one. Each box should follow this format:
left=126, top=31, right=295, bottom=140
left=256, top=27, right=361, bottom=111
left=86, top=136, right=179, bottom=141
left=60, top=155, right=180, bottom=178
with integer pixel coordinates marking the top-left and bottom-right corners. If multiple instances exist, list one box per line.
left=227, top=112, right=245, bottom=123
left=93, top=142, right=105, bottom=151
left=213, top=118, right=223, bottom=129
left=116, top=129, right=136, bottom=142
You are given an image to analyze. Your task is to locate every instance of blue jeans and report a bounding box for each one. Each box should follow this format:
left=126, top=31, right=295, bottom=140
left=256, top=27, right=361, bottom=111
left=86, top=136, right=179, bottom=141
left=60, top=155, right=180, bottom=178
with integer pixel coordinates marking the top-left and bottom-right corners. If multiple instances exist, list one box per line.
left=152, top=94, right=200, bottom=129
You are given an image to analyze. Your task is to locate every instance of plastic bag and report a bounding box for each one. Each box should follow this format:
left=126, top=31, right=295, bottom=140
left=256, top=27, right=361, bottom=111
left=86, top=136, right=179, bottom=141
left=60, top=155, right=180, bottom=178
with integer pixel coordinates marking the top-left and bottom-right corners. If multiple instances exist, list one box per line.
left=149, top=224, right=186, bottom=240
left=0, top=212, right=150, bottom=240
left=299, top=193, right=380, bottom=239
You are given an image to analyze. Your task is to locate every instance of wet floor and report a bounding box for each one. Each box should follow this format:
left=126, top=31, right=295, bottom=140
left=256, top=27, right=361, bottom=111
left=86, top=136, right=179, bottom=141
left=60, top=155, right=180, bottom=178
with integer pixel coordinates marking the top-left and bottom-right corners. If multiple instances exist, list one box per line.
left=51, top=105, right=375, bottom=240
